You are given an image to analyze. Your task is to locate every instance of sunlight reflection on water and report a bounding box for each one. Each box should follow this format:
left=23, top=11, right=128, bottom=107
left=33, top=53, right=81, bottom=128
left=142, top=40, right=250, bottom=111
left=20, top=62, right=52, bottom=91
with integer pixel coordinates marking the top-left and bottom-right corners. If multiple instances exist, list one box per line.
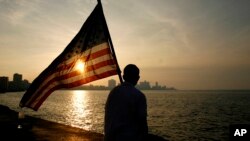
left=69, top=90, right=92, bottom=130
left=46, top=90, right=108, bottom=132
left=1, top=90, right=250, bottom=141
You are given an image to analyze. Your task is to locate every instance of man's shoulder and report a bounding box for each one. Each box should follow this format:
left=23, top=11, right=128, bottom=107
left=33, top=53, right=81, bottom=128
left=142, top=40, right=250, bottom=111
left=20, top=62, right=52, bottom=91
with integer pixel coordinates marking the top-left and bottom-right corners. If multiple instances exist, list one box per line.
left=110, top=82, right=146, bottom=95
left=122, top=83, right=145, bottom=96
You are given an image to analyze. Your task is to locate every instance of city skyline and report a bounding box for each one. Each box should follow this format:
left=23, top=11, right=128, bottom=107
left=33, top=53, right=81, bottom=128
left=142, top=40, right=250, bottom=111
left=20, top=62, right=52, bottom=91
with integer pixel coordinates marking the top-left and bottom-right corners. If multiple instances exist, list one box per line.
left=0, top=73, right=30, bottom=92
left=1, top=0, right=250, bottom=90
left=0, top=73, right=174, bottom=92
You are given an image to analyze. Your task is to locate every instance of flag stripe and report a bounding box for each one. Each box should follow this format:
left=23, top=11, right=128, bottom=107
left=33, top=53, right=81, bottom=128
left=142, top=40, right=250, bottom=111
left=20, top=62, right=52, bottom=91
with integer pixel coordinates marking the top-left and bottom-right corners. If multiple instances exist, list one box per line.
left=57, top=60, right=116, bottom=81
left=37, top=65, right=116, bottom=98
left=58, top=42, right=110, bottom=67
left=36, top=53, right=113, bottom=96
left=25, top=45, right=113, bottom=106
left=32, top=69, right=117, bottom=110
left=20, top=3, right=120, bottom=110
left=25, top=57, right=116, bottom=107
left=31, top=59, right=116, bottom=102
left=53, top=43, right=111, bottom=73
left=30, top=66, right=117, bottom=109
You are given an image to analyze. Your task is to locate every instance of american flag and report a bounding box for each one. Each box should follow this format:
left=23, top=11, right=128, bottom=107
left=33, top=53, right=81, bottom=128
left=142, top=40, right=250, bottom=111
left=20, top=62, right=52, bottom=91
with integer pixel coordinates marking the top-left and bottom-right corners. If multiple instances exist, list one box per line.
left=19, top=2, right=120, bottom=111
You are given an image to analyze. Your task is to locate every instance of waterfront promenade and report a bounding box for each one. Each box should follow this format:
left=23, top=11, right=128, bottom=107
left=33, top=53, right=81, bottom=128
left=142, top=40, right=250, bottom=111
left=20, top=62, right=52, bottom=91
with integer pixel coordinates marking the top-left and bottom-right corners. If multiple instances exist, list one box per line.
left=0, top=104, right=103, bottom=141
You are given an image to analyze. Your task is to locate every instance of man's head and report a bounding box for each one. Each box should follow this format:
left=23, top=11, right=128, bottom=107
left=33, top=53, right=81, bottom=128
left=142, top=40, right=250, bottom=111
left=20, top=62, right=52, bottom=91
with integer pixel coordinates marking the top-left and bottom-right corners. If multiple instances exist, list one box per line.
left=123, top=64, right=140, bottom=86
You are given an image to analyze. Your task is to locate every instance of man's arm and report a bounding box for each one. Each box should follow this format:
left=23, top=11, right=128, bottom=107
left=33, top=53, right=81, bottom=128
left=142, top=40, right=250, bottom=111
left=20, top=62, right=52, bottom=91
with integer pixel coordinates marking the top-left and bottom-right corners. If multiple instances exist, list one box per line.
left=136, top=93, right=148, bottom=134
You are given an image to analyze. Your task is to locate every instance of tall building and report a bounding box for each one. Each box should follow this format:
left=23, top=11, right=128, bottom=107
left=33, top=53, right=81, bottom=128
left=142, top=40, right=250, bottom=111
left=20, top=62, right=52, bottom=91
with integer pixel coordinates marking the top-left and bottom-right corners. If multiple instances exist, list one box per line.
left=8, top=73, right=30, bottom=92
left=108, top=79, right=116, bottom=89
left=13, top=73, right=22, bottom=82
left=155, top=82, right=159, bottom=87
left=0, top=76, right=9, bottom=92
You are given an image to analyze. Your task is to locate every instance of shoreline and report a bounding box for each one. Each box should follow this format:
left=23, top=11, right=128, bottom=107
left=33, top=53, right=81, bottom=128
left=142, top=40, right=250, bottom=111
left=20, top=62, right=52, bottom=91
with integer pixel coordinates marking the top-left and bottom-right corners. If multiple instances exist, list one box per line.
left=0, top=104, right=168, bottom=141
left=0, top=104, right=104, bottom=141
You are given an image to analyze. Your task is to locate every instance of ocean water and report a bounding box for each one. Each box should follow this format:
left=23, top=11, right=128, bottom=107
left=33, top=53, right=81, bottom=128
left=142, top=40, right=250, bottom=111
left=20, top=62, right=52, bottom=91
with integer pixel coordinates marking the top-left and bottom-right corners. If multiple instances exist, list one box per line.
left=0, top=90, right=250, bottom=141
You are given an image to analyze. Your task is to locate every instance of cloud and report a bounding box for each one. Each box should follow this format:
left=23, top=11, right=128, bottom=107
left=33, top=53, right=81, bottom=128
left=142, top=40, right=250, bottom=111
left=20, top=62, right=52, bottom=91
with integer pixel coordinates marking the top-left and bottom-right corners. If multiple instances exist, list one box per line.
left=1, top=0, right=250, bottom=89
left=0, top=0, right=41, bottom=25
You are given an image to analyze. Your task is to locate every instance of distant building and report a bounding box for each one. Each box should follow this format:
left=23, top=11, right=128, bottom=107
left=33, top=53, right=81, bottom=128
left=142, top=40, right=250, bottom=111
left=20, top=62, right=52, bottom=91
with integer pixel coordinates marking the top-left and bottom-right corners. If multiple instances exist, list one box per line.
left=108, top=79, right=116, bottom=89
left=0, top=76, right=9, bottom=93
left=8, top=73, right=30, bottom=92
left=152, top=81, right=167, bottom=90
left=22, top=79, right=30, bottom=90
left=13, top=73, right=22, bottom=82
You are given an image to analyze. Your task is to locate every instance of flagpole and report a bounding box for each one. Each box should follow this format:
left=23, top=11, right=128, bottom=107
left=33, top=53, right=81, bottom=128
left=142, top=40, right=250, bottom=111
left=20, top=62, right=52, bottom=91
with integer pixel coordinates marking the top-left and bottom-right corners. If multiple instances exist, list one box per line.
left=98, top=0, right=123, bottom=84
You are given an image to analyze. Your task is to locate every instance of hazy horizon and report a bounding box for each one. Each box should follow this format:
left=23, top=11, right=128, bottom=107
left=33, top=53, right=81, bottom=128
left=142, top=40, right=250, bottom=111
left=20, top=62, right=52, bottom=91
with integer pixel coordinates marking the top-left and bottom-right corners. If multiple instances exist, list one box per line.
left=1, top=0, right=250, bottom=90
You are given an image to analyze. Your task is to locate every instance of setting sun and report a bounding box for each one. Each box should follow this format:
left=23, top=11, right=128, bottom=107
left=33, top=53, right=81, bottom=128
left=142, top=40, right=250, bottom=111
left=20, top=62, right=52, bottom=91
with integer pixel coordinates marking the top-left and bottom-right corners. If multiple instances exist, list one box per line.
left=75, top=60, right=85, bottom=73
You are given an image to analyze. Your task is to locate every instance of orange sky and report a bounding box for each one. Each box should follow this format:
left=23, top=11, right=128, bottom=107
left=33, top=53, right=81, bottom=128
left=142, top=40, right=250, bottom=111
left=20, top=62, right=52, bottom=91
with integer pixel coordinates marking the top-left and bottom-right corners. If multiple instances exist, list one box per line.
left=0, top=0, right=250, bottom=90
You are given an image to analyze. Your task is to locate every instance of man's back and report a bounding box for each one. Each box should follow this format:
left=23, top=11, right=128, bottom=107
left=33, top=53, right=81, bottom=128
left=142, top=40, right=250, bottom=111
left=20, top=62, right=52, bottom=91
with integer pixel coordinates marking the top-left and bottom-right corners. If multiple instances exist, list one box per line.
left=104, top=82, right=148, bottom=141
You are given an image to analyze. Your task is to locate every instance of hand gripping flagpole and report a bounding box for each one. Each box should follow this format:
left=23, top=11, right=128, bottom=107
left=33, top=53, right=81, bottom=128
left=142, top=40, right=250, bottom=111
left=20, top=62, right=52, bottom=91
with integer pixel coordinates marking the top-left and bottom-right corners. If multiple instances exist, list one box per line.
left=98, top=0, right=123, bottom=84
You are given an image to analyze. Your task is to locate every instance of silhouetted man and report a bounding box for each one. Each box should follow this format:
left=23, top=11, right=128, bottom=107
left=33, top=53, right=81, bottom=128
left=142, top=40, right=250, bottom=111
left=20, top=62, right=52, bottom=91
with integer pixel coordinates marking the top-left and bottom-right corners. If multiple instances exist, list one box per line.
left=104, top=64, right=148, bottom=141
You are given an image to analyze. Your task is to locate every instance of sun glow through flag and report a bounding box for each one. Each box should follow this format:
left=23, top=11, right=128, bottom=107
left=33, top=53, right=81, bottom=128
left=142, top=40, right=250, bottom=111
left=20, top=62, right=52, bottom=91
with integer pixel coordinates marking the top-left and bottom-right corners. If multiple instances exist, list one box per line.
left=19, top=2, right=120, bottom=111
